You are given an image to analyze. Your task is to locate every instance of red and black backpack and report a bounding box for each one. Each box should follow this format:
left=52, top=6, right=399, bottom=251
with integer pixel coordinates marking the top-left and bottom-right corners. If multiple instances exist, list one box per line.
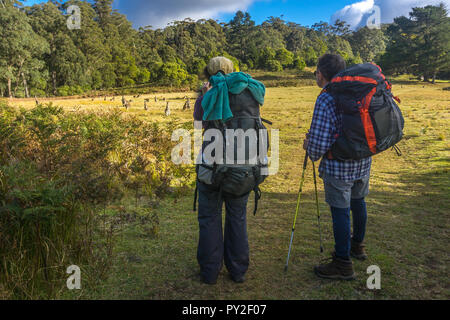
left=326, top=63, right=405, bottom=161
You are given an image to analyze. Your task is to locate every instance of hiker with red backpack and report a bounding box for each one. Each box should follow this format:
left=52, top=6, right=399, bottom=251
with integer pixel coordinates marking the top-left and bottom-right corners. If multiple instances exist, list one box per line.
left=304, top=54, right=404, bottom=280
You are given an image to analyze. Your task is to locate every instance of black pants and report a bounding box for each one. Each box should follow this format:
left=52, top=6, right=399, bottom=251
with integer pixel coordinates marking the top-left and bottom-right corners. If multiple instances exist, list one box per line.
left=197, top=182, right=250, bottom=282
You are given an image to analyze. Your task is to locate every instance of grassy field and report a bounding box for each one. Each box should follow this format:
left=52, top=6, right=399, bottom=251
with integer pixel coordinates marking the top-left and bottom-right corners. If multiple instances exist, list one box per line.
left=7, top=80, right=450, bottom=300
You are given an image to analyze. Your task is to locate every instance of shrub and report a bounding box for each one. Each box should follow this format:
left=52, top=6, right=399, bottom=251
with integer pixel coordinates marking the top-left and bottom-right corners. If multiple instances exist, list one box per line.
left=301, top=47, right=318, bottom=66
left=159, top=62, right=189, bottom=86
left=266, top=60, right=283, bottom=72
left=0, top=105, right=193, bottom=298
left=276, top=48, right=294, bottom=68
left=56, top=85, right=70, bottom=96
left=293, top=56, right=307, bottom=71
left=0, top=162, right=98, bottom=299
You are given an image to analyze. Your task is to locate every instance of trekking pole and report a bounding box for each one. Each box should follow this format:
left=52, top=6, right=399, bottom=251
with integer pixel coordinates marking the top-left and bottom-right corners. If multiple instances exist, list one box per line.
left=312, top=161, right=324, bottom=253
left=284, top=153, right=309, bottom=272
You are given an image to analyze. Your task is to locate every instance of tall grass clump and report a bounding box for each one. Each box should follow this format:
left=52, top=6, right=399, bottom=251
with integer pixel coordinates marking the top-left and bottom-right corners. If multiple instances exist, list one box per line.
left=0, top=102, right=192, bottom=299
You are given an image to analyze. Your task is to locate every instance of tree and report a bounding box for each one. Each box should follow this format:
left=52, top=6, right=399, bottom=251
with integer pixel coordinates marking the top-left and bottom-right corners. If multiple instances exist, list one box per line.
left=27, top=2, right=89, bottom=94
left=68, top=0, right=110, bottom=89
left=266, top=60, right=283, bottom=72
left=380, top=16, right=416, bottom=75
left=286, top=23, right=306, bottom=53
left=381, top=4, right=449, bottom=82
left=327, top=35, right=355, bottom=63
left=257, top=47, right=276, bottom=69
left=301, top=47, right=318, bottom=66
left=225, top=11, right=256, bottom=63
left=276, top=48, right=294, bottom=68
left=0, top=2, right=48, bottom=97
left=331, top=19, right=352, bottom=38
left=1, top=0, right=449, bottom=96
left=410, top=4, right=450, bottom=83
left=159, top=62, right=189, bottom=86
left=349, top=27, right=387, bottom=63
left=293, top=55, right=306, bottom=71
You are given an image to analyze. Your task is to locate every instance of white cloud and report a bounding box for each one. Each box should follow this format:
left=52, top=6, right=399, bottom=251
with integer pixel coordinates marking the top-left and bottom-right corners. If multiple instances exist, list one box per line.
left=113, top=0, right=258, bottom=29
left=332, top=0, right=450, bottom=30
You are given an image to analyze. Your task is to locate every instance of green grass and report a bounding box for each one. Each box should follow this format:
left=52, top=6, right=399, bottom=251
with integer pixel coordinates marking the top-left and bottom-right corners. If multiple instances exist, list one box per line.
left=12, top=81, right=450, bottom=300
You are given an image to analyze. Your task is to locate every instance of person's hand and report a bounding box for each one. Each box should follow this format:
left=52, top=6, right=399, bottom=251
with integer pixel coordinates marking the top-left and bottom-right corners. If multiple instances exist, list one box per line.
left=201, top=82, right=212, bottom=95
left=303, top=133, right=309, bottom=151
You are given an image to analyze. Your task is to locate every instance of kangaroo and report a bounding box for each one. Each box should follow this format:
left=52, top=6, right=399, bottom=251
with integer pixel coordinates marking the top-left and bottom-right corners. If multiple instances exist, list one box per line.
left=183, top=97, right=191, bottom=111
left=165, top=102, right=171, bottom=116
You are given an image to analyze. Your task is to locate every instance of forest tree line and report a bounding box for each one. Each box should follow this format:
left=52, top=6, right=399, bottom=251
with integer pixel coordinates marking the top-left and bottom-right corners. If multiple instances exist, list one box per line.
left=0, top=0, right=449, bottom=98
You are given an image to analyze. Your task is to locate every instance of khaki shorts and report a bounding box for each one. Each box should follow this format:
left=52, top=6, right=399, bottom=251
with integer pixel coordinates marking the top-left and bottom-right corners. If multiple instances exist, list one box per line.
left=322, top=173, right=370, bottom=209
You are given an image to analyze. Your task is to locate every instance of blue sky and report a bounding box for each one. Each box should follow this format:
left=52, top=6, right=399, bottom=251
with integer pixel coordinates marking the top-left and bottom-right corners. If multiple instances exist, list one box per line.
left=23, top=0, right=450, bottom=29
left=218, top=0, right=358, bottom=27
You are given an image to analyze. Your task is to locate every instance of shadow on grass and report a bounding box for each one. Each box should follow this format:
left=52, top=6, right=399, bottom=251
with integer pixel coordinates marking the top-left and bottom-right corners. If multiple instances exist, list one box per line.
left=85, top=165, right=449, bottom=300
left=159, top=166, right=449, bottom=299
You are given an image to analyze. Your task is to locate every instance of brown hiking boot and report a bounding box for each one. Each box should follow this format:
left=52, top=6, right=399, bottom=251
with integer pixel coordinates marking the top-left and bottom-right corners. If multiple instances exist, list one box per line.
left=314, top=254, right=356, bottom=281
left=351, top=239, right=368, bottom=261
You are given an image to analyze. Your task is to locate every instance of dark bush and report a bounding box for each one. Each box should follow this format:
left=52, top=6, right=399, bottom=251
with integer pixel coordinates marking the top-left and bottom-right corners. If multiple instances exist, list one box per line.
left=0, top=103, right=192, bottom=298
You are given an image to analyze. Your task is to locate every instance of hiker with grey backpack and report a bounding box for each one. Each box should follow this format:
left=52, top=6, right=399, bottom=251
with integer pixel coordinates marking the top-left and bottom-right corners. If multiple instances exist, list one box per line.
left=303, top=54, right=404, bottom=280
left=193, top=57, right=269, bottom=285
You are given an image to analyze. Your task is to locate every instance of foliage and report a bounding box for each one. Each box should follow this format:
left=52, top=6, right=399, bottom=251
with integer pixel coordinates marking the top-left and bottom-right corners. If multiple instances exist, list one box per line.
left=0, top=2, right=448, bottom=97
left=0, top=103, right=192, bottom=298
left=266, top=60, right=283, bottom=72
left=381, top=4, right=450, bottom=82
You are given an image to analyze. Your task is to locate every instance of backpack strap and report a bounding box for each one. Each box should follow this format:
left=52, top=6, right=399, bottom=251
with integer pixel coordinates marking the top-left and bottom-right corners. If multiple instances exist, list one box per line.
left=253, top=186, right=262, bottom=216
left=261, top=118, right=273, bottom=126
left=193, top=182, right=198, bottom=212
left=392, top=145, right=402, bottom=157
left=252, top=166, right=262, bottom=216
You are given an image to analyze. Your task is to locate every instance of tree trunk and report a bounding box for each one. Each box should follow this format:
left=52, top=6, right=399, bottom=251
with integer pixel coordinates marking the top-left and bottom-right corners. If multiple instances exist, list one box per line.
left=7, top=77, right=12, bottom=98
left=432, top=73, right=436, bottom=84
left=52, top=71, right=57, bottom=95
left=22, top=72, right=29, bottom=98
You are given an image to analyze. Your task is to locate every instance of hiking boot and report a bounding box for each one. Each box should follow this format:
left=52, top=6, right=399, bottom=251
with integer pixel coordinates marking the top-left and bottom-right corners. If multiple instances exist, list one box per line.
left=230, top=274, right=246, bottom=284
left=314, top=254, right=356, bottom=281
left=199, top=274, right=217, bottom=285
left=351, top=239, right=368, bottom=261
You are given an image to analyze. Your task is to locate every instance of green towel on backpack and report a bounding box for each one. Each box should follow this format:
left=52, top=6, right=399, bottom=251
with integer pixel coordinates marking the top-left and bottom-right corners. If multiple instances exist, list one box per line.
left=201, top=72, right=265, bottom=122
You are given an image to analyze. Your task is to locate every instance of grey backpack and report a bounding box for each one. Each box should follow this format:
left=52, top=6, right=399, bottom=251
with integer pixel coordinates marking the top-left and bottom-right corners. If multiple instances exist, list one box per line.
left=194, top=89, right=271, bottom=215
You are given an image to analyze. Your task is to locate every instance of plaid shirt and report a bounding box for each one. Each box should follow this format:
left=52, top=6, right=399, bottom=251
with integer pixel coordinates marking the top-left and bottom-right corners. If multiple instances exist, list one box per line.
left=307, top=85, right=372, bottom=182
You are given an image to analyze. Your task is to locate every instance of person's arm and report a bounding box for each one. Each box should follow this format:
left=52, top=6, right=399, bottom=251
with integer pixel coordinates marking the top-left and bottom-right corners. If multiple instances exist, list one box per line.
left=193, top=82, right=212, bottom=121
left=193, top=95, right=204, bottom=121
left=306, top=93, right=337, bottom=162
